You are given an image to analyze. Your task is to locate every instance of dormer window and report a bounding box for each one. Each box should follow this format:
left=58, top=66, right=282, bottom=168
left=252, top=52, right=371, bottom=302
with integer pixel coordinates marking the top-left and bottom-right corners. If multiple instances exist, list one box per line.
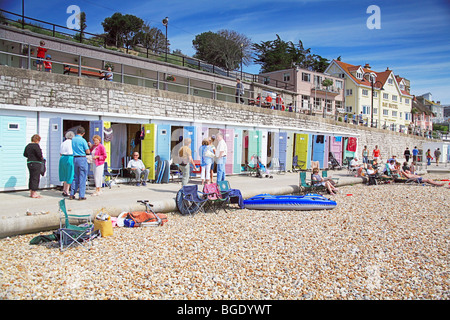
left=356, top=71, right=363, bottom=79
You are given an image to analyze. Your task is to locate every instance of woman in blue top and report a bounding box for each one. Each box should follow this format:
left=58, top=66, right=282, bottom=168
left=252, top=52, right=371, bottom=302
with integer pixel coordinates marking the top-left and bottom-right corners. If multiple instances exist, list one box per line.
left=199, top=138, right=215, bottom=185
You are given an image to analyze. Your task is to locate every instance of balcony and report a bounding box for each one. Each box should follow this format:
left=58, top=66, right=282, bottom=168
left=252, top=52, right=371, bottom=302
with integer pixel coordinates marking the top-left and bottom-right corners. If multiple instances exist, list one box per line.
left=311, top=85, right=340, bottom=96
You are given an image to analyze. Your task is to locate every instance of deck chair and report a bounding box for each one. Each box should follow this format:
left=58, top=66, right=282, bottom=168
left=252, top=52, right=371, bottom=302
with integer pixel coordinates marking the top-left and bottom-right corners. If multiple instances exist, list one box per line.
left=292, top=155, right=306, bottom=172
left=103, top=162, right=121, bottom=188
left=322, top=170, right=339, bottom=186
left=203, top=183, right=230, bottom=213
left=176, top=185, right=209, bottom=216
left=246, top=155, right=259, bottom=176
left=217, top=180, right=244, bottom=209
left=58, top=198, right=96, bottom=251
left=271, top=158, right=285, bottom=174
left=299, top=171, right=321, bottom=193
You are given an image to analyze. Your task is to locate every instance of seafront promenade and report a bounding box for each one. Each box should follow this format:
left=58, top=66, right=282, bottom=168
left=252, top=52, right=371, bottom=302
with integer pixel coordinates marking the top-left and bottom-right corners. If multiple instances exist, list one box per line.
left=0, top=163, right=447, bottom=238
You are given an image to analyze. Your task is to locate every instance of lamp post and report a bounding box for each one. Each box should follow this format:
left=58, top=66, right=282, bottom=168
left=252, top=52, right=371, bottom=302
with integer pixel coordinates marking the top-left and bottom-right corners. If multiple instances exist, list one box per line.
left=162, top=17, right=169, bottom=62
left=240, top=43, right=243, bottom=80
left=364, top=72, right=383, bottom=128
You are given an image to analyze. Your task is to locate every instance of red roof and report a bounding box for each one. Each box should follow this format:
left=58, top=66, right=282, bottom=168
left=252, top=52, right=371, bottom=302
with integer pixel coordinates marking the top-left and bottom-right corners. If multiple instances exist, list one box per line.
left=333, top=60, right=411, bottom=96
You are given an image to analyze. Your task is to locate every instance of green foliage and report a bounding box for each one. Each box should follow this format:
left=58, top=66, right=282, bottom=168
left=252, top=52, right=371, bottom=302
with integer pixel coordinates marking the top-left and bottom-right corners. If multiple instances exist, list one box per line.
left=193, top=29, right=252, bottom=71
left=102, top=12, right=144, bottom=49
left=253, top=34, right=329, bottom=73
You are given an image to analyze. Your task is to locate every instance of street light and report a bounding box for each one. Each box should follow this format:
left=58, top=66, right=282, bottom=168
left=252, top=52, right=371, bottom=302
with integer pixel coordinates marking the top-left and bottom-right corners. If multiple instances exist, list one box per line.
left=162, top=17, right=169, bottom=62
left=363, top=72, right=383, bottom=128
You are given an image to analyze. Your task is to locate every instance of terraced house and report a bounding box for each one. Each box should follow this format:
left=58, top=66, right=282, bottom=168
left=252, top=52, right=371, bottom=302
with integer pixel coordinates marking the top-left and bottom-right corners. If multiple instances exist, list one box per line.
left=325, top=60, right=413, bottom=132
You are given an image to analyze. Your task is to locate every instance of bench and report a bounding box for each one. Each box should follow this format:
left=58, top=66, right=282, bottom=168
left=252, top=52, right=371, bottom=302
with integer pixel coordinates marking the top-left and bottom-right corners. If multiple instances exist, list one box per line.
left=63, top=63, right=104, bottom=79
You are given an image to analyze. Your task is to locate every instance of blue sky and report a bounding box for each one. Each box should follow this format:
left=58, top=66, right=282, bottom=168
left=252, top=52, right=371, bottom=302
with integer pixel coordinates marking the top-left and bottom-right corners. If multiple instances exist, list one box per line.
left=2, top=0, right=450, bottom=104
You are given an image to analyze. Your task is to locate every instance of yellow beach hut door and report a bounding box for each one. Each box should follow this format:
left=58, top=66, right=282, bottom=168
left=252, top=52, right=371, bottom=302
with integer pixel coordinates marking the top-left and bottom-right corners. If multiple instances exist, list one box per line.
left=295, top=133, right=309, bottom=170
left=141, top=123, right=157, bottom=181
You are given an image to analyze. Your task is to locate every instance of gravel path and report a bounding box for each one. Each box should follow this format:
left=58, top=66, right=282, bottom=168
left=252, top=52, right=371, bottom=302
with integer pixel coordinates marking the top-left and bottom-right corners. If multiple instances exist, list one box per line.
left=1, top=177, right=449, bottom=300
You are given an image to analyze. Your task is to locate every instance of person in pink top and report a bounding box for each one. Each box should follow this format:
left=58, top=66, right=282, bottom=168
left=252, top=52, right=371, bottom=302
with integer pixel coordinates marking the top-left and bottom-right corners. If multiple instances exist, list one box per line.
left=88, top=135, right=107, bottom=196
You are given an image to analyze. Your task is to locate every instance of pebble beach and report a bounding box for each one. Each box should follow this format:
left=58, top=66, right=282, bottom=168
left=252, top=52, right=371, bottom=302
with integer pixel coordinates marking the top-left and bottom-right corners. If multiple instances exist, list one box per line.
left=1, top=175, right=449, bottom=300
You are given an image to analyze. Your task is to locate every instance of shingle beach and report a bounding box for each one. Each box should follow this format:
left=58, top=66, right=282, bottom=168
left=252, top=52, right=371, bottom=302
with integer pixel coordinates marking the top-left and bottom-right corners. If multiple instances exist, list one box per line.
left=1, top=175, right=449, bottom=300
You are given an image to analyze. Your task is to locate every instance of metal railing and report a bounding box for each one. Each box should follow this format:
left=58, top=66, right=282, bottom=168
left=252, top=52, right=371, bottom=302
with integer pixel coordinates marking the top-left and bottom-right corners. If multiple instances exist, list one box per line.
left=0, top=37, right=300, bottom=109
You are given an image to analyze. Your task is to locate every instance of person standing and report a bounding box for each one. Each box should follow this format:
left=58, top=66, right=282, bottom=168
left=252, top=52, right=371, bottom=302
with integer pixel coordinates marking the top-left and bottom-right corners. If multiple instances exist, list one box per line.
left=88, top=135, right=107, bottom=195
left=43, top=55, right=52, bottom=72
left=69, top=127, right=90, bottom=200
left=215, top=133, right=228, bottom=182
left=362, top=145, right=369, bottom=164
left=235, top=78, right=244, bottom=104
left=426, top=149, right=433, bottom=166
left=59, top=131, right=75, bottom=197
left=35, top=40, right=47, bottom=71
left=373, top=145, right=381, bottom=162
left=199, top=138, right=215, bottom=185
left=178, top=138, right=198, bottom=186
left=23, top=134, right=44, bottom=198
left=434, top=148, right=441, bottom=166
left=404, top=147, right=411, bottom=162
left=412, top=146, right=419, bottom=162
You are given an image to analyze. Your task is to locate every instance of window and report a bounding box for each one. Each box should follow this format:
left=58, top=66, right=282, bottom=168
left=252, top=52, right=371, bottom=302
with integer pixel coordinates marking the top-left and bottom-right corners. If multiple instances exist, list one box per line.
left=388, top=78, right=394, bottom=84
left=392, top=111, right=397, bottom=117
left=335, top=101, right=342, bottom=109
left=314, top=75, right=322, bottom=86
left=373, top=91, right=378, bottom=98
left=8, top=123, right=20, bottom=130
left=302, top=95, right=310, bottom=109
left=392, top=95, right=398, bottom=101
left=302, top=72, right=310, bottom=82
left=362, top=105, right=371, bottom=114
left=345, top=106, right=353, bottom=113
left=356, top=71, right=363, bottom=79
left=283, top=73, right=290, bottom=82
left=383, top=109, right=389, bottom=116
left=346, top=89, right=353, bottom=96
left=326, top=99, right=332, bottom=112
left=314, top=97, right=322, bottom=109
left=335, top=80, right=343, bottom=89
left=405, top=112, right=412, bottom=120
left=405, top=98, right=410, bottom=104
left=362, top=89, right=369, bottom=96
left=383, top=93, right=389, bottom=99
left=373, top=108, right=378, bottom=115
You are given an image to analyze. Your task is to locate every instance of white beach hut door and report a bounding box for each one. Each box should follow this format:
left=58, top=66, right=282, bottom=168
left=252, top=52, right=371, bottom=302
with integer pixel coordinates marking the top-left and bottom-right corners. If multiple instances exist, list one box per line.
left=49, top=118, right=63, bottom=186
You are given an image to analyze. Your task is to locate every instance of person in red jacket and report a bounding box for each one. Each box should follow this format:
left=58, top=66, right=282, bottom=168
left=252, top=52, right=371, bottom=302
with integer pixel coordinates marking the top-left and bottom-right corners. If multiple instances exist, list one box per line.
left=36, top=40, right=47, bottom=71
left=43, top=55, right=52, bottom=73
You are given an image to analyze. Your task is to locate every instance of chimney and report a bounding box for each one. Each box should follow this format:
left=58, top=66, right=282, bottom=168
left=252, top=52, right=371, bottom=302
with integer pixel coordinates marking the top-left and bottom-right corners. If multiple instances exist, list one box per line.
left=364, top=63, right=371, bottom=70
left=386, top=67, right=390, bottom=71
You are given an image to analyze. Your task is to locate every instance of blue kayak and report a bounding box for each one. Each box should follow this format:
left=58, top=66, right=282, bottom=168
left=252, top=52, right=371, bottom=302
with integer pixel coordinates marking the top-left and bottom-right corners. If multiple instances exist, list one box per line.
left=243, top=193, right=337, bottom=211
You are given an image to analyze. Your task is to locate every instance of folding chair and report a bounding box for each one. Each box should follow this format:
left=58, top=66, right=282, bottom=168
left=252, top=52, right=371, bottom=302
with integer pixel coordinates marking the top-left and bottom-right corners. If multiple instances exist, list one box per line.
left=292, top=155, right=306, bottom=172
left=58, top=198, right=96, bottom=251
left=203, top=183, right=230, bottom=213
left=176, top=185, right=209, bottom=216
left=322, top=170, right=339, bottom=186
left=103, top=162, right=121, bottom=188
left=271, top=158, right=285, bottom=174
left=299, top=171, right=320, bottom=193
left=217, top=180, right=244, bottom=209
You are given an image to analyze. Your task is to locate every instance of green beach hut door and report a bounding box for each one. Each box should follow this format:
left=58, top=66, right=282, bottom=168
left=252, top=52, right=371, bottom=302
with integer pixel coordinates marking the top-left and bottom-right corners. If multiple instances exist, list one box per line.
left=0, top=116, right=27, bottom=189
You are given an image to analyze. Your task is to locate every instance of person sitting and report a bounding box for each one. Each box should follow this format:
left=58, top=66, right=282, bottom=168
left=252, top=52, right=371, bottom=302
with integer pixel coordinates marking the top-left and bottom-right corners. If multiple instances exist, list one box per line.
left=265, top=95, right=273, bottom=108
left=366, top=164, right=378, bottom=185
left=311, top=168, right=339, bottom=195
left=402, top=161, right=410, bottom=172
left=127, top=152, right=149, bottom=186
left=349, top=157, right=361, bottom=174
left=402, top=170, right=447, bottom=187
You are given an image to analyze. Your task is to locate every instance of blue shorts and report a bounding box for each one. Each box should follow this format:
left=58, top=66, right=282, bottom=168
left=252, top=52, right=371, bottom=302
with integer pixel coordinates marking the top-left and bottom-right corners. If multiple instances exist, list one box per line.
left=36, top=58, right=43, bottom=65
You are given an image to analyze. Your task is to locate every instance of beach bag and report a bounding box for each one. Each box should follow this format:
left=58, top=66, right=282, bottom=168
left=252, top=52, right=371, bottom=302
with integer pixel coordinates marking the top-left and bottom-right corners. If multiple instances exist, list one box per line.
left=94, top=214, right=113, bottom=237
left=40, top=159, right=46, bottom=176
left=127, top=211, right=168, bottom=226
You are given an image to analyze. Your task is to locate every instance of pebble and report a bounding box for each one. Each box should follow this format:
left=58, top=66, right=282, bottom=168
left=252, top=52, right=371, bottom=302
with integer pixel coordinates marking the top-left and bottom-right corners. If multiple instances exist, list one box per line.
left=0, top=175, right=449, bottom=300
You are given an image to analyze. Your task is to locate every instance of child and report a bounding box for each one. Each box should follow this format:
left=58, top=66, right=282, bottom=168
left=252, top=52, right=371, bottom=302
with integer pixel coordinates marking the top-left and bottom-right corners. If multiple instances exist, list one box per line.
left=36, top=40, right=47, bottom=71
left=43, top=55, right=52, bottom=73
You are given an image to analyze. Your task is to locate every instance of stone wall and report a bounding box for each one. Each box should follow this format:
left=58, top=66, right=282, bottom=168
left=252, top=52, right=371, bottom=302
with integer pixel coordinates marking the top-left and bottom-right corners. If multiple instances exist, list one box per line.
left=0, top=65, right=432, bottom=158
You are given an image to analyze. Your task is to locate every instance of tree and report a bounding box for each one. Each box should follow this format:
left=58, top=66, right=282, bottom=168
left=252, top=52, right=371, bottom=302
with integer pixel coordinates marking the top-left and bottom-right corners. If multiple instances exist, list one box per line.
left=193, top=29, right=252, bottom=71
left=74, top=11, right=87, bottom=42
left=253, top=35, right=329, bottom=73
left=322, top=78, right=334, bottom=117
left=102, top=13, right=143, bottom=50
left=134, top=22, right=168, bottom=54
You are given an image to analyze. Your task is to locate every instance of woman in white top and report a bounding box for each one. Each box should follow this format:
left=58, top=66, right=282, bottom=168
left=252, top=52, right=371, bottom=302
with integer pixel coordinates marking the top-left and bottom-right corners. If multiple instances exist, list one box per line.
left=59, top=131, right=75, bottom=196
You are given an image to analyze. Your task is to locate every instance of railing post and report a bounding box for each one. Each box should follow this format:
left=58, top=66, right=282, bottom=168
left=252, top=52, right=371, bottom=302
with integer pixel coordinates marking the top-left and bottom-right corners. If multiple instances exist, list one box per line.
left=27, top=43, right=31, bottom=70
left=121, top=64, right=124, bottom=83
left=78, top=55, right=81, bottom=77
left=187, top=78, right=190, bottom=95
